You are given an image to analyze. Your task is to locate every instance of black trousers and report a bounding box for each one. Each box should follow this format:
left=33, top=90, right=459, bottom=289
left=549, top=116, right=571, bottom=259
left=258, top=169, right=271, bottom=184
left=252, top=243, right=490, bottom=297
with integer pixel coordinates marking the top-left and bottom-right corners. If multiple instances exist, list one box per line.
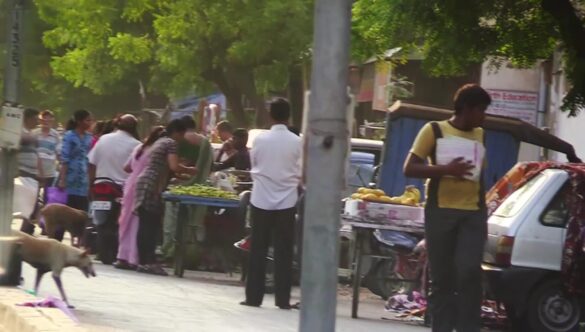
left=246, top=205, right=295, bottom=307
left=138, top=207, right=162, bottom=265
left=425, top=207, right=487, bottom=332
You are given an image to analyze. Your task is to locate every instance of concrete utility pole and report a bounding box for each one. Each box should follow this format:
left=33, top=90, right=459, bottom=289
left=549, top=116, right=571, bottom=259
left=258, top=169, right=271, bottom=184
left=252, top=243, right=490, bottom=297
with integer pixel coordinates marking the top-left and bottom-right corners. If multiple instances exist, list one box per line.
left=299, top=0, right=352, bottom=331
left=0, top=0, right=24, bottom=283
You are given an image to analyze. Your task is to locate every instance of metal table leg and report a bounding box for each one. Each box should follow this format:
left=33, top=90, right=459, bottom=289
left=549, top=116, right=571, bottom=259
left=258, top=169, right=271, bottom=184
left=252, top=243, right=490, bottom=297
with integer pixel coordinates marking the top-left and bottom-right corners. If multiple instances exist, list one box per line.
left=174, top=203, right=187, bottom=277
left=351, top=229, right=364, bottom=318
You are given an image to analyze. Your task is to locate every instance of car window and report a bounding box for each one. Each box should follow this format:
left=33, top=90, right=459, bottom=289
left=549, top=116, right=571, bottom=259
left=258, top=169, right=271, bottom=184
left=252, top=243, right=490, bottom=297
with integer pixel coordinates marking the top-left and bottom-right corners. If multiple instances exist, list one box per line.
left=347, top=163, right=374, bottom=189
left=540, top=183, right=570, bottom=228
left=493, top=173, right=547, bottom=218
left=352, top=147, right=382, bottom=165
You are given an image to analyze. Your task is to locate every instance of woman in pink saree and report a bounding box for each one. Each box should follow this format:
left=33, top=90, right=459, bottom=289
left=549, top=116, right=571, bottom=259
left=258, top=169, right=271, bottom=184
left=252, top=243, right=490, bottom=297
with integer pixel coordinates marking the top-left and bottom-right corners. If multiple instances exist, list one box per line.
left=114, top=126, right=164, bottom=270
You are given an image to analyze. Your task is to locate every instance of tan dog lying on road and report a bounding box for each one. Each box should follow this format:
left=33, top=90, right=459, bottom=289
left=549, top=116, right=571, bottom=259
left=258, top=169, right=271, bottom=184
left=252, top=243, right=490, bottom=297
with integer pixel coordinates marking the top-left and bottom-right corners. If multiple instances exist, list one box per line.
left=40, top=203, right=89, bottom=247
left=15, top=231, right=96, bottom=308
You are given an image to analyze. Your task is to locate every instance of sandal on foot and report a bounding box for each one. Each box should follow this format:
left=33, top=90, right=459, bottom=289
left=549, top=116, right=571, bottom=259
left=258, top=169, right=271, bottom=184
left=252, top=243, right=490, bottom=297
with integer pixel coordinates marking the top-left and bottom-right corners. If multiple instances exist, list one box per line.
left=137, top=264, right=168, bottom=276
left=113, top=260, right=136, bottom=270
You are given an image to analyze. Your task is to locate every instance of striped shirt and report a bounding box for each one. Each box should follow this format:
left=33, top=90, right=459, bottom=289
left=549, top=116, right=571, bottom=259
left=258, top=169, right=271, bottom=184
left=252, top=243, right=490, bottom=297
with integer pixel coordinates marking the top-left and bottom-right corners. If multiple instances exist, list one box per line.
left=18, top=128, right=39, bottom=177
left=34, top=128, right=61, bottom=178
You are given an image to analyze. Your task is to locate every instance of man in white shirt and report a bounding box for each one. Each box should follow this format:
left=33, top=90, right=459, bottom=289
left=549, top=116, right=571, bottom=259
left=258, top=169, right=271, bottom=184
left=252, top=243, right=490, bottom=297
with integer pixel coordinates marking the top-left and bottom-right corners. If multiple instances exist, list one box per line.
left=88, top=115, right=140, bottom=186
left=241, top=98, right=302, bottom=309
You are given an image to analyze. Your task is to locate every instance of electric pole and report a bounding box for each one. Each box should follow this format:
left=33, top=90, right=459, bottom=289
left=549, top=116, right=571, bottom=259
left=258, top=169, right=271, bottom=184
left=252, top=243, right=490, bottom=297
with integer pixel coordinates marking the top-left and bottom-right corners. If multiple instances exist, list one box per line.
left=0, top=0, right=25, bottom=284
left=299, top=0, right=352, bottom=331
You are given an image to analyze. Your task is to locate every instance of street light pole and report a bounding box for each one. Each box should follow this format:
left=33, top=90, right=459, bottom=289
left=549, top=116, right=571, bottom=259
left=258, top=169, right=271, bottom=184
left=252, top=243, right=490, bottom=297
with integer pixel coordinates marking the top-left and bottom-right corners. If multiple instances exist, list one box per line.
left=0, top=0, right=24, bottom=284
left=299, top=0, right=352, bottom=331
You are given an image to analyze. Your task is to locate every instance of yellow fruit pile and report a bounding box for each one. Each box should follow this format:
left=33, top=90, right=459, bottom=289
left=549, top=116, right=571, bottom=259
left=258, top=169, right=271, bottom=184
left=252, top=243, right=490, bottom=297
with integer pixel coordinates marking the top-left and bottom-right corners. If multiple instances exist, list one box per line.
left=169, top=185, right=239, bottom=200
left=350, top=186, right=421, bottom=206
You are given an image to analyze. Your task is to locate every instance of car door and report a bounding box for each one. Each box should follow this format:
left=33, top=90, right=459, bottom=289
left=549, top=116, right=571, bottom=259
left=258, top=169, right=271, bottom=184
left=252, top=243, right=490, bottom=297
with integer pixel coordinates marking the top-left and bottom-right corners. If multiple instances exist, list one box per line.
left=512, top=170, right=569, bottom=271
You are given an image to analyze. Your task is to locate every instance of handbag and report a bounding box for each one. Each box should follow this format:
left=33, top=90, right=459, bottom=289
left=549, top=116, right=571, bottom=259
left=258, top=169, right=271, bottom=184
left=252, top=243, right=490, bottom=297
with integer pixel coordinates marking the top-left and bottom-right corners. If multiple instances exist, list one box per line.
left=39, top=174, right=67, bottom=228
left=45, top=176, right=68, bottom=205
left=41, top=176, right=69, bottom=228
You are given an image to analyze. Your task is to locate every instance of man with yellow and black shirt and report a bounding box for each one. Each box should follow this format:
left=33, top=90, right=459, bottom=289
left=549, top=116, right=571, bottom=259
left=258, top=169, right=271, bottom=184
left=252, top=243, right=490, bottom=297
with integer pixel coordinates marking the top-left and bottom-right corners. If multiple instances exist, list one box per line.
left=404, top=84, right=491, bottom=332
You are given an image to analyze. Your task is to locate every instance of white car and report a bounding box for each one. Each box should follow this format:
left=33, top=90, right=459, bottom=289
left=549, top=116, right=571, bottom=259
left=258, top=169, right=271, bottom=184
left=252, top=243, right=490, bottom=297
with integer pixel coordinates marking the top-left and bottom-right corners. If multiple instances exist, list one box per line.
left=482, top=168, right=584, bottom=332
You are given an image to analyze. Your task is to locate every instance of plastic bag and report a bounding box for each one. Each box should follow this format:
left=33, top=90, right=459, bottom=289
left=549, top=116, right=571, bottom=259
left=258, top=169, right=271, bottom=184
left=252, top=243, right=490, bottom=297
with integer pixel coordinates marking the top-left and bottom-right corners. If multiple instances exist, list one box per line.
left=210, top=172, right=236, bottom=193
left=13, top=177, right=39, bottom=220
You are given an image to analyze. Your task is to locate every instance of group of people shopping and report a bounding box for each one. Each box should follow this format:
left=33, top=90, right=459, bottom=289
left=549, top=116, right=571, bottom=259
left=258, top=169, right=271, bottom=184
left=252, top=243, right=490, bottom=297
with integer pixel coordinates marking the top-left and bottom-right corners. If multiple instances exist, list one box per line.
left=18, top=108, right=93, bottom=238
left=98, top=115, right=252, bottom=276
left=16, top=99, right=313, bottom=312
left=17, top=106, right=252, bottom=277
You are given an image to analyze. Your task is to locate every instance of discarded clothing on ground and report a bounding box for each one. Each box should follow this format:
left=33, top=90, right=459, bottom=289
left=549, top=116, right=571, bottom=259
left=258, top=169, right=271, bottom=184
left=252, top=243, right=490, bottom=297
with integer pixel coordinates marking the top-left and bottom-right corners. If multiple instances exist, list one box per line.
left=384, top=291, right=507, bottom=329
left=17, top=295, right=79, bottom=323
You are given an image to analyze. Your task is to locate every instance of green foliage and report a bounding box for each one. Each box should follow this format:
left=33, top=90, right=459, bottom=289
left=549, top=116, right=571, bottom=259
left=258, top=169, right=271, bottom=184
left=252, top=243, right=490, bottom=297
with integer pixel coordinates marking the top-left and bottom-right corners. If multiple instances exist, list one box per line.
left=34, top=0, right=153, bottom=95
left=0, top=0, right=144, bottom=120
left=109, top=33, right=153, bottom=64
left=153, top=0, right=312, bottom=95
left=27, top=0, right=312, bottom=127
left=352, top=0, right=585, bottom=114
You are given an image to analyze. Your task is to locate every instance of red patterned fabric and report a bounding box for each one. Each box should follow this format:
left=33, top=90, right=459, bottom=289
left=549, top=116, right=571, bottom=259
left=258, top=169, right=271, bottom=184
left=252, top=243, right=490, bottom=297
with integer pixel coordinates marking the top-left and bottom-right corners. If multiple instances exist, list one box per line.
left=486, top=162, right=585, bottom=295
left=486, top=162, right=543, bottom=215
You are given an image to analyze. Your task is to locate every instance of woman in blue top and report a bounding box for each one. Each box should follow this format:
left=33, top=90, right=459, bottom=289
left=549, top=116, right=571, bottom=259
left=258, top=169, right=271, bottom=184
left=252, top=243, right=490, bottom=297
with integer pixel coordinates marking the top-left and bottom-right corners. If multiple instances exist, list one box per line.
left=58, top=109, right=93, bottom=241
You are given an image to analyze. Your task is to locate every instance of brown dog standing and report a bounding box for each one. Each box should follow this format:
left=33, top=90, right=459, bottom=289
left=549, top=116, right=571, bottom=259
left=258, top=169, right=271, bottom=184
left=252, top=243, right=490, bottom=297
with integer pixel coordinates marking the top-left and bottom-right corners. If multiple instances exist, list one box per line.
left=15, top=231, right=96, bottom=308
left=40, top=203, right=89, bottom=247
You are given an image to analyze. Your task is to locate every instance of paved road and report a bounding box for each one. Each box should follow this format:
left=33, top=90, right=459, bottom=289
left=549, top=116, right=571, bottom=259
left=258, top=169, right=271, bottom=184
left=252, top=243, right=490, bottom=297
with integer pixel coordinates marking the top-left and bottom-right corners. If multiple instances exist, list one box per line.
left=20, top=262, right=427, bottom=332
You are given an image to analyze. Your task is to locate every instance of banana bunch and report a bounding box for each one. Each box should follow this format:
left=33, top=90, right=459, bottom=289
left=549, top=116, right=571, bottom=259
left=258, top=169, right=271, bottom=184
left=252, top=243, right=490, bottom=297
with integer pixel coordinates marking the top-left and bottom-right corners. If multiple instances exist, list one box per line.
left=170, top=185, right=239, bottom=200
left=393, top=185, right=421, bottom=206
left=350, top=185, right=421, bottom=206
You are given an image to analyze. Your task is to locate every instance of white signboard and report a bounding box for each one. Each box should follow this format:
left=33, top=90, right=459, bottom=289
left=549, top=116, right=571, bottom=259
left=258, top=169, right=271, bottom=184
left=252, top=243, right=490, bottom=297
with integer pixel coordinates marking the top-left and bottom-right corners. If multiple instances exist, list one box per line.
left=372, top=62, right=391, bottom=111
left=486, top=89, right=539, bottom=125
left=0, top=105, right=24, bottom=149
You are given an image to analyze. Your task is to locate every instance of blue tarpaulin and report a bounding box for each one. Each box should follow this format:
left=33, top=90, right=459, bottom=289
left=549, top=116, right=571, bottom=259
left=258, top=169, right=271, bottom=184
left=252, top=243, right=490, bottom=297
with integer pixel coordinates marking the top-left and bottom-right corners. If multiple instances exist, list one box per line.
left=378, top=116, right=520, bottom=199
left=170, top=93, right=227, bottom=120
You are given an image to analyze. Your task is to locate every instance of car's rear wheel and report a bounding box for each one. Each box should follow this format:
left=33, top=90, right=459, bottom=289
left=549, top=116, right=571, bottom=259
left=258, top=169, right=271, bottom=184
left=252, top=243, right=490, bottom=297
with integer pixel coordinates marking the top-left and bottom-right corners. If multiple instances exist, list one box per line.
left=528, top=279, right=581, bottom=332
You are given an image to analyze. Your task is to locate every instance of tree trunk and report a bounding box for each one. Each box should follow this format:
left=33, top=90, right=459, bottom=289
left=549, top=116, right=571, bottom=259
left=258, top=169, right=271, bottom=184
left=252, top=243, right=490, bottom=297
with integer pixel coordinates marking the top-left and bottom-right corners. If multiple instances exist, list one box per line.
left=212, top=70, right=248, bottom=127
left=288, top=64, right=304, bottom=129
left=232, top=68, right=266, bottom=128
left=144, top=92, right=169, bottom=109
left=224, top=89, right=248, bottom=127
left=251, top=95, right=266, bottom=129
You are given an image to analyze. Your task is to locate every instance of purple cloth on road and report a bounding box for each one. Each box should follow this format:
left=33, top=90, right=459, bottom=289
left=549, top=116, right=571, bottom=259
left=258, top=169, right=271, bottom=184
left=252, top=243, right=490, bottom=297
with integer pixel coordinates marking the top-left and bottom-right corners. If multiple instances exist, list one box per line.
left=17, top=295, right=79, bottom=323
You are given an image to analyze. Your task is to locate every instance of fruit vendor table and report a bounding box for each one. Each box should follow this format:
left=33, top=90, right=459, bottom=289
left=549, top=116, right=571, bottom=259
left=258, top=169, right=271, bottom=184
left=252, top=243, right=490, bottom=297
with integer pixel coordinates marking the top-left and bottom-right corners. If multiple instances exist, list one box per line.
left=341, top=214, right=425, bottom=319
left=163, top=193, right=240, bottom=277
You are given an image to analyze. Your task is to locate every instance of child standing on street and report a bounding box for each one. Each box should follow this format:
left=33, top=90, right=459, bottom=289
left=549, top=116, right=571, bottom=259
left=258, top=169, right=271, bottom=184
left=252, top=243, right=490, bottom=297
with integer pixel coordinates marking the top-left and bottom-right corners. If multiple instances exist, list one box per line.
left=403, top=84, right=492, bottom=332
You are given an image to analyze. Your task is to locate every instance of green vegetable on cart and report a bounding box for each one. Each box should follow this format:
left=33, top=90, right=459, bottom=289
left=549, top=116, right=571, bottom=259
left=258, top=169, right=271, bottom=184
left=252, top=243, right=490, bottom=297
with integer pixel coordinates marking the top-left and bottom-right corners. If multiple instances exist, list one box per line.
left=169, top=185, right=239, bottom=200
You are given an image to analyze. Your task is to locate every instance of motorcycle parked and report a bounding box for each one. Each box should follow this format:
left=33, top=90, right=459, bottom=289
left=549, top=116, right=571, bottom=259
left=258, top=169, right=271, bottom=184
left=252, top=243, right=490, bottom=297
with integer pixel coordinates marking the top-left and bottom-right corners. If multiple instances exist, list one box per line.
left=363, top=229, right=427, bottom=300
left=89, top=177, right=123, bottom=265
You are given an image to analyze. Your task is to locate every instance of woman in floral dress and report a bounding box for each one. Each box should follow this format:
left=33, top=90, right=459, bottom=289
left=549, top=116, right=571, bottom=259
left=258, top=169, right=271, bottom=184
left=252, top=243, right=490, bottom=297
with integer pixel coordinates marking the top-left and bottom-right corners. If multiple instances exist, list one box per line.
left=134, top=119, right=197, bottom=275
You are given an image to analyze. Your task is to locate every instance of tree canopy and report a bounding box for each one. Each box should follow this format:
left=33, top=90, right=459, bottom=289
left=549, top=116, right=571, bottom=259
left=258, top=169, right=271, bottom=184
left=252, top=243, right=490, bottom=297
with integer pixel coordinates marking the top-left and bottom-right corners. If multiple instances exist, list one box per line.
left=352, top=0, right=585, bottom=115
left=4, top=0, right=584, bottom=123
left=31, top=0, right=313, bottom=126
left=0, top=0, right=143, bottom=120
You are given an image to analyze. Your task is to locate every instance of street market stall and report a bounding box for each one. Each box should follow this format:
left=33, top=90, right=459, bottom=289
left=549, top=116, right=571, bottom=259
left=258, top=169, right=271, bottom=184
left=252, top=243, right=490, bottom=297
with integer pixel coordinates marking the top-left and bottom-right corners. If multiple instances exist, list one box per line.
left=342, top=186, right=426, bottom=319
left=163, top=185, right=240, bottom=277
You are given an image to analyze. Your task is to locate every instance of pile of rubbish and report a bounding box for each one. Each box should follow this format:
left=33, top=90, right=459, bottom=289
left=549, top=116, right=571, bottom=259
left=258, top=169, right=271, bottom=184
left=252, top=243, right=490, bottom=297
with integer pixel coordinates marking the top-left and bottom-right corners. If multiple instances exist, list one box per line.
left=384, top=291, right=508, bottom=329
left=384, top=291, right=427, bottom=323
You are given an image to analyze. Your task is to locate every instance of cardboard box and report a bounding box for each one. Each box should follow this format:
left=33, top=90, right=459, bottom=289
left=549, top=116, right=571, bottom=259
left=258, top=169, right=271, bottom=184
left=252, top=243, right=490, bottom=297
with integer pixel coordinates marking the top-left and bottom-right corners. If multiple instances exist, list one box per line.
left=344, top=199, right=424, bottom=223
